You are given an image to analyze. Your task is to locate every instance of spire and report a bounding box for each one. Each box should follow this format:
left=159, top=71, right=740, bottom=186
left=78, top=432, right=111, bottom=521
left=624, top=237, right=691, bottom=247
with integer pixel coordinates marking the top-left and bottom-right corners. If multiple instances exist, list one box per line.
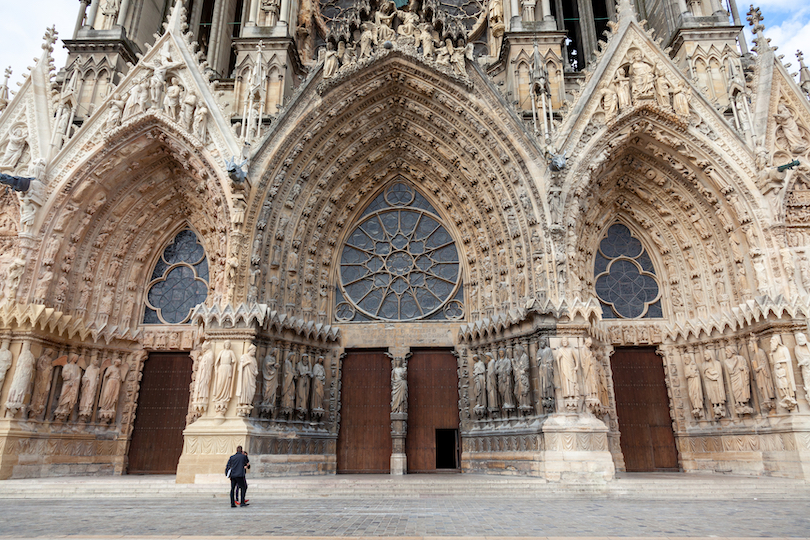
left=0, top=67, right=11, bottom=113
left=747, top=5, right=771, bottom=54
left=615, top=0, right=637, bottom=23
left=798, top=50, right=810, bottom=98
left=165, top=0, right=188, bottom=34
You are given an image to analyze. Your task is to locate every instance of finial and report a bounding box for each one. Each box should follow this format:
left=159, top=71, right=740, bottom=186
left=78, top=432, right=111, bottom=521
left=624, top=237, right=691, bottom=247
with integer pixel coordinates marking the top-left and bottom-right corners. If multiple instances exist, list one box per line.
left=42, top=26, right=58, bottom=51
left=747, top=5, right=768, bottom=52
left=798, top=49, right=810, bottom=97
left=166, top=0, right=188, bottom=33
left=615, top=0, right=636, bottom=22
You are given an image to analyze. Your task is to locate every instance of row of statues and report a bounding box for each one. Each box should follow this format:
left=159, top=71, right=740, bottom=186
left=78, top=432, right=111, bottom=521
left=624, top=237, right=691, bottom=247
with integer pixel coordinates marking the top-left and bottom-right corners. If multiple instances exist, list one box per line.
left=470, top=336, right=610, bottom=420
left=322, top=0, right=472, bottom=80
left=191, top=340, right=327, bottom=421
left=2, top=341, right=128, bottom=424
left=684, top=334, right=808, bottom=420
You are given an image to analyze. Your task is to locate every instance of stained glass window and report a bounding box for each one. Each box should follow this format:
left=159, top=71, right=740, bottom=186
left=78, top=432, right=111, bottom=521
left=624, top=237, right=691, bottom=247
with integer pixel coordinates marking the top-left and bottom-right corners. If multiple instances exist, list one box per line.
left=337, top=181, right=463, bottom=322
left=594, top=223, right=662, bottom=319
left=143, top=228, right=209, bottom=324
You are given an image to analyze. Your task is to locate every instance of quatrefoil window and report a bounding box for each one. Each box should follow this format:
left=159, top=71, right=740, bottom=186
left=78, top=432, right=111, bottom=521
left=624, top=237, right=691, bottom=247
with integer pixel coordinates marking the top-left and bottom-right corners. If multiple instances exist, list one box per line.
left=143, top=228, right=209, bottom=324
left=594, top=223, right=662, bottom=319
left=336, top=181, right=463, bottom=322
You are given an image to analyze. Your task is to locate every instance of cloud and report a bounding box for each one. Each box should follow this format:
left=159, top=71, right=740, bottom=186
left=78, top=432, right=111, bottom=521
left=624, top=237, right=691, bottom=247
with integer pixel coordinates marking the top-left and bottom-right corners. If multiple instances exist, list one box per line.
left=0, top=2, right=77, bottom=89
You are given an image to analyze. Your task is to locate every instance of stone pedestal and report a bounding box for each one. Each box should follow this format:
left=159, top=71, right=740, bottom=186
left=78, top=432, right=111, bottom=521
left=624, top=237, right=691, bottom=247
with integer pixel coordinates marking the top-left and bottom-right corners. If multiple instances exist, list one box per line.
left=391, top=412, right=407, bottom=475
left=540, top=413, right=615, bottom=482
left=176, top=416, right=256, bottom=484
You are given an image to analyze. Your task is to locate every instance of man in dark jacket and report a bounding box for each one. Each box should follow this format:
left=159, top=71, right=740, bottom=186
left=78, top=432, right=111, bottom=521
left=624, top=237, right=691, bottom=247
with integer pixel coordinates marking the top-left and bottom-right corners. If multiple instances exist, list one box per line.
left=225, top=446, right=250, bottom=507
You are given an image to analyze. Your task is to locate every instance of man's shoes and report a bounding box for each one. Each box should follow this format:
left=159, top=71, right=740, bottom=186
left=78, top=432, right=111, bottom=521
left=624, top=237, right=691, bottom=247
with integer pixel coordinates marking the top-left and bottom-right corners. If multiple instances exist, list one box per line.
left=231, top=504, right=237, bottom=508
left=240, top=502, right=249, bottom=507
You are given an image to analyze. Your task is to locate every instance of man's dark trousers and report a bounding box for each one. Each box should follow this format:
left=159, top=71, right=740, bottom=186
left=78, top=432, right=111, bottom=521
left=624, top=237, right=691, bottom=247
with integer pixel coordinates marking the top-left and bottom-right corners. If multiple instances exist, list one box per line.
left=230, top=476, right=247, bottom=506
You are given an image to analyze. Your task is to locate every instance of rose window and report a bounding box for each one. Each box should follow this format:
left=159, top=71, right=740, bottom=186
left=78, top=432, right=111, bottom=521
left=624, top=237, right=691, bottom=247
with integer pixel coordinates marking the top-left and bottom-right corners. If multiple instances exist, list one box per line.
left=336, top=182, right=463, bottom=322
left=143, top=228, right=209, bottom=324
left=594, top=223, right=662, bottom=319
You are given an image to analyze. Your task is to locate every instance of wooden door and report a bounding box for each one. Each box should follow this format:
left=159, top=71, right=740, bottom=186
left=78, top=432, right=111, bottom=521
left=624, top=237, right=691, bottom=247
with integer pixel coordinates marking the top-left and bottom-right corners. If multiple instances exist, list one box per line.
left=337, top=350, right=391, bottom=473
left=406, top=349, right=459, bottom=473
left=127, top=353, right=192, bottom=474
left=611, top=347, right=679, bottom=472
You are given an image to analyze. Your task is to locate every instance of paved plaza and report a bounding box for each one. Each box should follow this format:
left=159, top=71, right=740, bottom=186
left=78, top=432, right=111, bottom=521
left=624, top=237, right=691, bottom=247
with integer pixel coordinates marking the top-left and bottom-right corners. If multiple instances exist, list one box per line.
left=0, top=475, right=809, bottom=540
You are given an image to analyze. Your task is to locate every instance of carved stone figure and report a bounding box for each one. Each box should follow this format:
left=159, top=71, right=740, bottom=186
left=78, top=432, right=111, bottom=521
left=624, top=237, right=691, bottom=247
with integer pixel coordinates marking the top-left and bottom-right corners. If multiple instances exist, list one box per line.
left=774, top=103, right=808, bottom=154
left=629, top=50, right=655, bottom=99
left=391, top=356, right=408, bottom=414
left=794, top=332, right=810, bottom=404
left=295, top=353, right=311, bottom=418
left=236, top=344, right=258, bottom=415
left=374, top=1, right=397, bottom=43
left=144, top=48, right=183, bottom=109
left=513, top=344, right=532, bottom=415
left=580, top=337, right=600, bottom=414
left=29, top=347, right=55, bottom=418
left=98, top=356, right=123, bottom=422
left=472, top=354, right=486, bottom=417
left=654, top=65, right=671, bottom=108
left=280, top=351, right=296, bottom=416
left=54, top=354, right=82, bottom=421
left=418, top=23, right=435, bottom=58
left=322, top=42, right=339, bottom=79
left=261, top=347, right=279, bottom=416
left=672, top=81, right=691, bottom=117
left=105, top=94, right=126, bottom=132
left=684, top=356, right=704, bottom=419
left=193, top=102, right=208, bottom=141
left=311, top=355, right=325, bottom=418
left=554, top=336, right=579, bottom=411
left=724, top=346, right=753, bottom=416
left=749, top=336, right=775, bottom=411
left=485, top=352, right=498, bottom=416
left=600, top=82, right=618, bottom=122
left=212, top=341, right=237, bottom=411
left=181, top=92, right=197, bottom=131
left=613, top=68, right=631, bottom=110
left=496, top=348, right=515, bottom=415
left=4, top=341, right=34, bottom=415
left=360, top=22, right=375, bottom=58
left=78, top=355, right=101, bottom=421
left=770, top=335, right=797, bottom=411
left=0, top=339, right=12, bottom=395
left=537, top=337, right=555, bottom=414
left=701, top=350, right=726, bottom=419
left=4, top=257, right=24, bottom=302
left=1, top=126, right=27, bottom=169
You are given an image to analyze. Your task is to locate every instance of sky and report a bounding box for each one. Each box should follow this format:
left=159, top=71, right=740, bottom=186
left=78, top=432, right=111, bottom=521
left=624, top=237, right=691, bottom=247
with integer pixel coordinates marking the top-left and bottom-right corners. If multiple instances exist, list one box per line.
left=0, top=1, right=807, bottom=93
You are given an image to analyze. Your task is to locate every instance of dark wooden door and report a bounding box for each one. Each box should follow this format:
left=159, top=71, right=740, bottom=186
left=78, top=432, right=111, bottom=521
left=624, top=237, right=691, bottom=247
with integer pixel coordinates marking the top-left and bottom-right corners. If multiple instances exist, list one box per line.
left=337, top=350, right=391, bottom=473
left=611, top=347, right=679, bottom=472
left=127, top=353, right=192, bottom=474
left=406, top=349, right=460, bottom=473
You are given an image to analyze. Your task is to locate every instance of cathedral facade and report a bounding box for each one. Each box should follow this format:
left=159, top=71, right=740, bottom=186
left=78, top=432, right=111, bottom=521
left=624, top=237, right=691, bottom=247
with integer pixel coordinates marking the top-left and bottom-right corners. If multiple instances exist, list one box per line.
left=0, top=0, right=809, bottom=482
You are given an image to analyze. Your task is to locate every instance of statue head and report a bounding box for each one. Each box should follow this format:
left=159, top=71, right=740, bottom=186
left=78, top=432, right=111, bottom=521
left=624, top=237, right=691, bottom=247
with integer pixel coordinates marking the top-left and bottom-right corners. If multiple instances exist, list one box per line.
left=223, top=340, right=231, bottom=350
left=797, top=333, right=808, bottom=346
left=248, top=344, right=257, bottom=354
left=561, top=336, right=569, bottom=347
left=770, top=335, right=781, bottom=350
left=725, top=346, right=734, bottom=357
left=498, top=347, right=505, bottom=358
left=539, top=337, right=548, bottom=348
left=584, top=337, right=592, bottom=347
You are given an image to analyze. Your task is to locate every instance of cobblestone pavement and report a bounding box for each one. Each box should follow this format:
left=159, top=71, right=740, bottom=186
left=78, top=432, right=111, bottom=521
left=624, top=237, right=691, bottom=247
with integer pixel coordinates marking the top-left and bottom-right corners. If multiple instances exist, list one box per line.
left=0, top=496, right=808, bottom=539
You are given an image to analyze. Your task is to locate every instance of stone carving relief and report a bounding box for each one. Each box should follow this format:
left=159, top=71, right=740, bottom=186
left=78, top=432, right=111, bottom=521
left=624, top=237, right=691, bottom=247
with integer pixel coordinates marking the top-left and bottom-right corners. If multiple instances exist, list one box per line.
left=54, top=354, right=82, bottom=422
left=795, top=332, right=810, bottom=404
left=236, top=344, right=258, bottom=417
left=4, top=341, right=34, bottom=416
left=700, top=349, right=726, bottom=420
left=769, top=335, right=797, bottom=411
left=212, top=341, right=236, bottom=414
left=554, top=336, right=580, bottom=412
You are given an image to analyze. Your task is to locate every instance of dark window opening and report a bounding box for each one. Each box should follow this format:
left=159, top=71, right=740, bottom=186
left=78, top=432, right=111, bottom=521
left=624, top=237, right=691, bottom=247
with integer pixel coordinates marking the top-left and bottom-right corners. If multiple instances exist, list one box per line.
left=435, top=429, right=459, bottom=469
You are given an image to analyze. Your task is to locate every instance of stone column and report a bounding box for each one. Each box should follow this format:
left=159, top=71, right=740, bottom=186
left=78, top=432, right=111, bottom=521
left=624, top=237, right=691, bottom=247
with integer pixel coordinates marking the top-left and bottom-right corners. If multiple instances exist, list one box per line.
left=74, top=0, right=91, bottom=38
left=540, top=0, right=552, bottom=21
left=117, top=0, right=131, bottom=27
left=389, top=348, right=410, bottom=475
left=86, top=0, right=101, bottom=29
left=247, top=0, right=260, bottom=26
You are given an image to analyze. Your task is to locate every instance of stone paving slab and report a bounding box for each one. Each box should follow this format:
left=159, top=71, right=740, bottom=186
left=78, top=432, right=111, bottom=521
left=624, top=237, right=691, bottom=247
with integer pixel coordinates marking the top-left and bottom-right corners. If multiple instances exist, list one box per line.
left=0, top=497, right=809, bottom=539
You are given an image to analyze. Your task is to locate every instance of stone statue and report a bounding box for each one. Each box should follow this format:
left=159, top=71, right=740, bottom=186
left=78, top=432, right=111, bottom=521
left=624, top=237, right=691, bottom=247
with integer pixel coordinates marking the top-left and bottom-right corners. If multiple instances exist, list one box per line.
left=105, top=94, right=126, bottom=132
left=54, top=354, right=82, bottom=421
left=684, top=356, right=704, bottom=419
left=580, top=337, right=600, bottom=414
left=322, top=42, right=340, bottom=79
left=143, top=48, right=183, bottom=109
left=774, top=103, right=808, bottom=154
left=701, top=350, right=726, bottom=419
left=1, top=126, right=27, bottom=169
left=360, top=22, right=375, bottom=58
left=513, top=344, right=532, bottom=415
left=748, top=336, right=775, bottom=411
left=629, top=50, right=655, bottom=99
left=472, top=354, right=487, bottom=417
left=181, top=92, right=197, bottom=132
left=724, top=345, right=753, bottom=416
left=0, top=339, right=12, bottom=393
left=295, top=353, right=311, bottom=418
left=374, top=0, right=397, bottom=44
left=496, top=348, right=515, bottom=415
left=613, top=68, right=631, bottom=110
left=599, top=82, right=618, bottom=122
left=672, top=81, right=691, bottom=117
left=654, top=65, right=671, bottom=108
left=418, top=23, right=435, bottom=58
left=260, top=347, right=279, bottom=416
left=162, top=77, right=183, bottom=121
left=98, top=356, right=123, bottom=422
left=485, top=352, right=498, bottom=417
left=537, top=337, right=555, bottom=414
left=554, top=336, right=579, bottom=411
left=770, top=335, right=797, bottom=411
left=311, top=355, right=326, bottom=418
left=193, top=102, right=208, bottom=140
left=236, top=344, right=258, bottom=415
left=29, top=347, right=55, bottom=418
left=212, top=341, right=237, bottom=411
left=280, top=351, right=296, bottom=416
left=78, top=355, right=101, bottom=421
left=391, top=356, right=408, bottom=414
left=4, top=257, right=25, bottom=302
left=192, top=341, right=214, bottom=410
left=794, top=332, right=810, bottom=404
left=5, top=341, right=35, bottom=416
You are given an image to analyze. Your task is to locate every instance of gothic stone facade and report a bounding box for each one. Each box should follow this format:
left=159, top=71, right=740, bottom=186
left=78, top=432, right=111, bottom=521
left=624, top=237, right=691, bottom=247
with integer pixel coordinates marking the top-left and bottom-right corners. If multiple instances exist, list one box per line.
left=0, top=0, right=809, bottom=482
